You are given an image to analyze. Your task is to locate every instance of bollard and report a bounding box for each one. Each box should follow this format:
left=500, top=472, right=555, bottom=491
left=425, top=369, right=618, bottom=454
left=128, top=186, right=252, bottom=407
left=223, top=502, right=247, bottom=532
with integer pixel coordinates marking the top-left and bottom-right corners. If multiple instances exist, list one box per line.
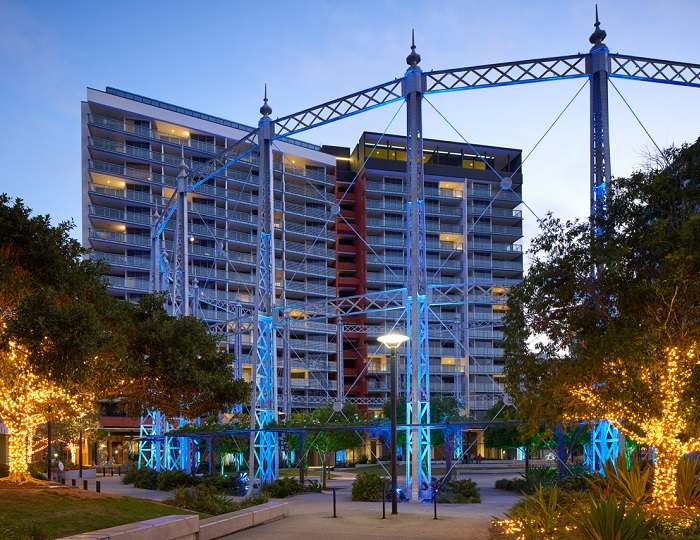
left=96, top=481, right=101, bottom=493
left=332, top=487, right=337, bottom=518
left=382, top=488, right=386, bottom=519
left=118, top=466, right=121, bottom=476
left=111, top=467, right=114, bottom=477
left=103, top=467, right=106, bottom=477
left=71, top=479, right=76, bottom=487
left=83, top=480, right=88, bottom=490
left=434, top=491, right=438, bottom=520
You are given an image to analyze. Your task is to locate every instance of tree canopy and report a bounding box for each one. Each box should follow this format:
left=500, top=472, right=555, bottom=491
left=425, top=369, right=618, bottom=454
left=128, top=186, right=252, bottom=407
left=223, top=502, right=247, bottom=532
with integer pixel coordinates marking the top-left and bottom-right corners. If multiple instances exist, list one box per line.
left=0, top=195, right=249, bottom=479
left=503, top=140, right=700, bottom=506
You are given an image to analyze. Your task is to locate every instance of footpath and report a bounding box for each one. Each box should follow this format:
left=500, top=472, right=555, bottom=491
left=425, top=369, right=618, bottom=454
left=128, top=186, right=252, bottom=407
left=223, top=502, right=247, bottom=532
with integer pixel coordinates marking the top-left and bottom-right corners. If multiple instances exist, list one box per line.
left=91, top=465, right=523, bottom=539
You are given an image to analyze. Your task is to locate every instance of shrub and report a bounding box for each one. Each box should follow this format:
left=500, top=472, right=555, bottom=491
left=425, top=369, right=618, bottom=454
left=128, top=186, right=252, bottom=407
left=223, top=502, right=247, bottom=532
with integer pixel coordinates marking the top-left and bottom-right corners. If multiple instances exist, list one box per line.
left=676, top=457, right=700, bottom=507
left=356, top=455, right=369, bottom=465
left=562, top=495, right=656, bottom=540
left=0, top=463, right=9, bottom=478
left=122, top=466, right=159, bottom=490
left=437, top=478, right=481, bottom=503
left=157, top=469, right=198, bottom=492
left=200, top=473, right=246, bottom=496
left=598, top=455, right=653, bottom=505
left=351, top=472, right=388, bottom=502
left=495, top=477, right=530, bottom=493
left=505, top=485, right=562, bottom=538
left=261, top=477, right=305, bottom=498
left=525, top=465, right=558, bottom=490
left=164, top=485, right=235, bottom=515
left=558, top=472, right=596, bottom=494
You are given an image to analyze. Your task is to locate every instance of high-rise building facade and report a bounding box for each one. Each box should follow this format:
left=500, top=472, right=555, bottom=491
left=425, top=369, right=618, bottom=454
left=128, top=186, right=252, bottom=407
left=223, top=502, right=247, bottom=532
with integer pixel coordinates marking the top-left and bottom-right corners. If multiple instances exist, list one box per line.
left=82, top=88, right=523, bottom=420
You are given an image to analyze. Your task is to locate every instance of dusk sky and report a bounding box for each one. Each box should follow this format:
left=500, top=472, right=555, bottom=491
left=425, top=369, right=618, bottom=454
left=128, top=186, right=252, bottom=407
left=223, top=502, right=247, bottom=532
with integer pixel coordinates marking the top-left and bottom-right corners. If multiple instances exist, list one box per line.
left=2, top=0, right=699, bottom=251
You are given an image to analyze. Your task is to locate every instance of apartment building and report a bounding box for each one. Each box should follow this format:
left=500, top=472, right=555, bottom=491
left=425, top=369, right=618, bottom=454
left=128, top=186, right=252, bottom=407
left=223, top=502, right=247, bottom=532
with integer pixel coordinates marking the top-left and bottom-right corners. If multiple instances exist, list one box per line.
left=82, top=88, right=523, bottom=424
left=331, top=133, right=523, bottom=418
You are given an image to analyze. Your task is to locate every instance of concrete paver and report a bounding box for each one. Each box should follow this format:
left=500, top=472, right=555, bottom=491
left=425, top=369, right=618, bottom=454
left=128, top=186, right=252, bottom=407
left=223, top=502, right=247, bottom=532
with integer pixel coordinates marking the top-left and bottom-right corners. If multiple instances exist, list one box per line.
left=88, top=467, right=523, bottom=539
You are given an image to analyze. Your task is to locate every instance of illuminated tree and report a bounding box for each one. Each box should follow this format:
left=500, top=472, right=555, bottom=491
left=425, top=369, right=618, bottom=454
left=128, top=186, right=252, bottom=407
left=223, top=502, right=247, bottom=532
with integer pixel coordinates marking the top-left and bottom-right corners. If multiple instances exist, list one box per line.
left=0, top=195, right=249, bottom=482
left=503, top=141, right=700, bottom=509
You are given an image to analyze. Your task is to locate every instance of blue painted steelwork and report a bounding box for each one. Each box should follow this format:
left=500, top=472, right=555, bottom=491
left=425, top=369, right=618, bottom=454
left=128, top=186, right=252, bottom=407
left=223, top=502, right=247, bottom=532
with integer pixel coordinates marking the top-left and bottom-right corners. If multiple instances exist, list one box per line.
left=138, top=410, right=164, bottom=471
left=453, top=432, right=463, bottom=460
left=165, top=417, right=189, bottom=472
left=590, top=420, right=619, bottom=473
left=587, top=12, right=621, bottom=474
left=249, top=92, right=279, bottom=488
left=404, top=37, right=432, bottom=501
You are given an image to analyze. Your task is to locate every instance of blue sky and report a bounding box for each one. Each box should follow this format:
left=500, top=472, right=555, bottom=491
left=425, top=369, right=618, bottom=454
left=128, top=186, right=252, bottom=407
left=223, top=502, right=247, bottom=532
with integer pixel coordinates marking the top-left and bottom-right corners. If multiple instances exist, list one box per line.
left=1, top=0, right=699, bottom=248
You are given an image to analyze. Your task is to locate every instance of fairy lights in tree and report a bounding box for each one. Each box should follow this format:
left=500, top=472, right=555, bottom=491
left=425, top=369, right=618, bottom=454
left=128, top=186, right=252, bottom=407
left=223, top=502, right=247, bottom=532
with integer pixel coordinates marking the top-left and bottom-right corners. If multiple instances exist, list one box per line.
left=569, top=346, right=700, bottom=509
left=0, top=342, right=95, bottom=483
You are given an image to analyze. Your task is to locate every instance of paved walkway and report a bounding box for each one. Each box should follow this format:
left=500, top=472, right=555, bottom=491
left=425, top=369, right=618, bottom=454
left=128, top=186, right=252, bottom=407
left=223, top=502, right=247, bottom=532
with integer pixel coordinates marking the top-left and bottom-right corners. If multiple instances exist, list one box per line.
left=88, top=467, right=522, bottom=539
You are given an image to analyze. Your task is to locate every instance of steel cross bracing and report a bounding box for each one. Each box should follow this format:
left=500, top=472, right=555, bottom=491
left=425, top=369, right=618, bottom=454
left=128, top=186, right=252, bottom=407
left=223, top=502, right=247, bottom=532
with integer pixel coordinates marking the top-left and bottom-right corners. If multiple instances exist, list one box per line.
left=249, top=97, right=278, bottom=488
left=146, top=16, right=700, bottom=479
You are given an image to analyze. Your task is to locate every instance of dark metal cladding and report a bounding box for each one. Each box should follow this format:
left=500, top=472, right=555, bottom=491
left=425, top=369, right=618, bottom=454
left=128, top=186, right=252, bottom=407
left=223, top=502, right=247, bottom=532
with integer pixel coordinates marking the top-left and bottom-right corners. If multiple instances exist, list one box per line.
left=260, top=84, right=272, bottom=117
left=589, top=5, right=607, bottom=48
left=406, top=29, right=421, bottom=67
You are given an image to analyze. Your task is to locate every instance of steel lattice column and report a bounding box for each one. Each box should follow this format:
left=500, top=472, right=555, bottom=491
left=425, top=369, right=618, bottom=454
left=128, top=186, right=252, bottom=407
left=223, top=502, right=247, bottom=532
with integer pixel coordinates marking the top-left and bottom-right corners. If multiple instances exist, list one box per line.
left=587, top=13, right=623, bottom=473
left=403, top=37, right=431, bottom=502
left=172, top=160, right=190, bottom=317
left=249, top=91, right=278, bottom=487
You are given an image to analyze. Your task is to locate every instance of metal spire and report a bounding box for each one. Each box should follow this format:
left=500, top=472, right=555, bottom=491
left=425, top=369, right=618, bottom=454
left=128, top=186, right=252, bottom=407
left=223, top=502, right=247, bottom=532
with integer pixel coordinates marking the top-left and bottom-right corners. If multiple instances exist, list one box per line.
left=589, top=5, right=607, bottom=49
left=260, top=84, right=272, bottom=118
left=406, top=29, right=421, bottom=68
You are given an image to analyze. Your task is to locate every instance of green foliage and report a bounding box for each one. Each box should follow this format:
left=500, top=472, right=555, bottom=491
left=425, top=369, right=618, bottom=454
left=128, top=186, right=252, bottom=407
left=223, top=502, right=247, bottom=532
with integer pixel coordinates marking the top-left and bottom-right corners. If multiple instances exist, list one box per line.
left=199, top=473, right=246, bottom=496
left=351, top=472, right=388, bottom=502
left=495, top=477, right=530, bottom=494
left=356, top=455, right=370, bottom=465
left=505, top=485, right=562, bottom=539
left=596, top=455, right=653, bottom=505
left=156, top=469, right=199, bottom=492
left=122, top=466, right=159, bottom=490
left=562, top=495, right=656, bottom=540
left=381, top=395, right=462, bottom=448
left=525, top=465, right=558, bottom=490
left=648, top=509, right=700, bottom=539
left=502, top=142, right=700, bottom=498
left=283, top=402, right=364, bottom=488
left=676, top=456, right=700, bottom=507
left=437, top=478, right=481, bottom=503
left=164, top=485, right=235, bottom=515
left=261, top=477, right=305, bottom=498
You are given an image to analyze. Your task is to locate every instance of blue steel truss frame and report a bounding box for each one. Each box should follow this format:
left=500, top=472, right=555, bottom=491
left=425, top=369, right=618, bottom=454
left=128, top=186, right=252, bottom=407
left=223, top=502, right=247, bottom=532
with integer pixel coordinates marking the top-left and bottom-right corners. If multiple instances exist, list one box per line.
left=145, top=15, right=700, bottom=489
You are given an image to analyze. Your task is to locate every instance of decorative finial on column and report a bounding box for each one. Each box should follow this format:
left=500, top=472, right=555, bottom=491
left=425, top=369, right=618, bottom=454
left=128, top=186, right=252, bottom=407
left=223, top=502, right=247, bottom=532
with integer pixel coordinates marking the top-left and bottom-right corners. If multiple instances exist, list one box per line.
left=406, top=29, right=421, bottom=68
left=260, top=84, right=272, bottom=118
left=589, top=5, right=607, bottom=49
left=178, top=159, right=188, bottom=177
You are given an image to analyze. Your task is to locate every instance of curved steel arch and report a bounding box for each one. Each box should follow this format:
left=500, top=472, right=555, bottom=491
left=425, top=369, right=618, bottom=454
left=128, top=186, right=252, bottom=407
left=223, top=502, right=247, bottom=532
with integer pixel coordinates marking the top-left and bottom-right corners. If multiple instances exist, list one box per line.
left=150, top=15, right=700, bottom=493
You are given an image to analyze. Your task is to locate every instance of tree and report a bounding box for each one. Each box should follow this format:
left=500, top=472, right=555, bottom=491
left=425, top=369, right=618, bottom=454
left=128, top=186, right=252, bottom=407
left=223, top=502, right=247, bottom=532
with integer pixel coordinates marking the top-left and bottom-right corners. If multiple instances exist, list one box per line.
left=503, top=141, right=700, bottom=508
left=284, top=403, right=364, bottom=488
left=0, top=196, right=249, bottom=481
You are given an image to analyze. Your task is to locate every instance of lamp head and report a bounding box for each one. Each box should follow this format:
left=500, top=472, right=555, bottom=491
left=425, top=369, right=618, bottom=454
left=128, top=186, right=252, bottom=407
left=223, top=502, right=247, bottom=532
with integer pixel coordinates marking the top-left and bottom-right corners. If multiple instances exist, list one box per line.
left=378, top=333, right=409, bottom=348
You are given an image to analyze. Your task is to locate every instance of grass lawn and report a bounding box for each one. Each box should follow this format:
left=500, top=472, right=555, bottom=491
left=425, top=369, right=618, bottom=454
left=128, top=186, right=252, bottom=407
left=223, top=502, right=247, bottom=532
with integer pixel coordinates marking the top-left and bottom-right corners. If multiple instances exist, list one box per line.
left=0, top=482, right=199, bottom=539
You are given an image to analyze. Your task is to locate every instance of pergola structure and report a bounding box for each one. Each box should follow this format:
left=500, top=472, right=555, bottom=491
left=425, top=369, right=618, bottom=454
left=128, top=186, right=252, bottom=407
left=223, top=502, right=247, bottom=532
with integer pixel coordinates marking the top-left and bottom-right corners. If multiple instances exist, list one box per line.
left=142, top=12, right=700, bottom=500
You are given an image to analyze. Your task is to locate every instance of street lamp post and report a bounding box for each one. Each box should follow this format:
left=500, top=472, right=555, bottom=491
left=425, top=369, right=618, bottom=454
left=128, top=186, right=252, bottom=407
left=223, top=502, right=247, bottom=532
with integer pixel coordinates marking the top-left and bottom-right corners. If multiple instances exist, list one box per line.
left=378, top=333, right=408, bottom=516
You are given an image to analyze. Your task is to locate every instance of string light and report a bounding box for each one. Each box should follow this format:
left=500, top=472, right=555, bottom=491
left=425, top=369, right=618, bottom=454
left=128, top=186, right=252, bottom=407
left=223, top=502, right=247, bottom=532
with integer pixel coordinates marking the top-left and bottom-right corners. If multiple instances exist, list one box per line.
left=0, top=342, right=95, bottom=482
left=568, top=346, right=700, bottom=510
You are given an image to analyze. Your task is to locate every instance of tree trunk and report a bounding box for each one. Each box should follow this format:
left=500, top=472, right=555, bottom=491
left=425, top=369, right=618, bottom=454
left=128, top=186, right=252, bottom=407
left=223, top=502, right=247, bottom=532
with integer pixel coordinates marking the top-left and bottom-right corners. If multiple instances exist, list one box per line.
left=8, top=428, right=30, bottom=476
left=653, top=446, right=683, bottom=509
left=320, top=451, right=327, bottom=489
